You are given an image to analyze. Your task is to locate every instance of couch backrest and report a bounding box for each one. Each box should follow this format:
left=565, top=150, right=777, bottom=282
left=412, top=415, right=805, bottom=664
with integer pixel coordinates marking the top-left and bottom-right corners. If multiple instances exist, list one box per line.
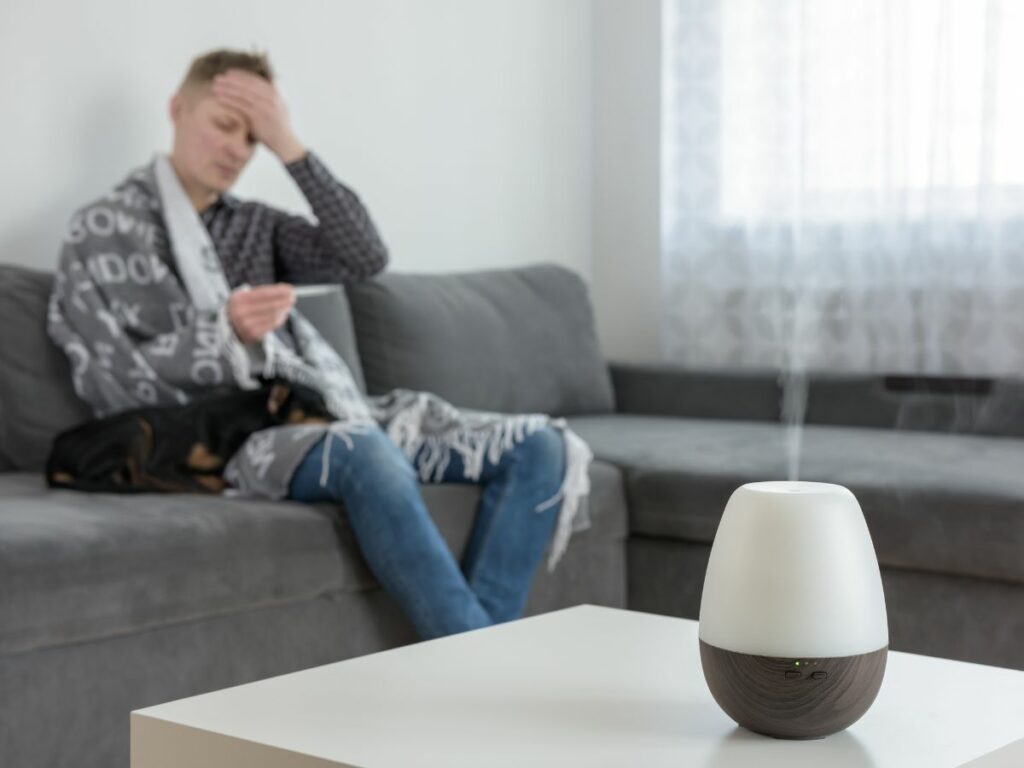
left=0, top=266, right=93, bottom=472
left=293, top=290, right=366, bottom=394
left=803, top=373, right=1024, bottom=438
left=0, top=264, right=365, bottom=473
left=346, top=263, right=615, bottom=416
left=0, top=261, right=611, bottom=472
left=611, top=363, right=1024, bottom=439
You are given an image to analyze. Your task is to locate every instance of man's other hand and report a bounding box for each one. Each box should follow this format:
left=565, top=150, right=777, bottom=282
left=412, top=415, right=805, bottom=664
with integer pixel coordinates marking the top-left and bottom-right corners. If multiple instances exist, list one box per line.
left=228, top=283, right=296, bottom=345
left=212, top=69, right=306, bottom=164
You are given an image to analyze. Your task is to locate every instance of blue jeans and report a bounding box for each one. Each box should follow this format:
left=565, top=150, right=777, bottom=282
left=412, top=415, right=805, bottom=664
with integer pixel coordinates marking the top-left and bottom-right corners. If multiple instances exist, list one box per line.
left=287, top=425, right=565, bottom=640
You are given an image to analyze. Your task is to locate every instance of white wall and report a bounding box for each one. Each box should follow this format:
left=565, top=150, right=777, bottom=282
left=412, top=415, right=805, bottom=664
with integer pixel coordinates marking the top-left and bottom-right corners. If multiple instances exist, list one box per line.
left=591, top=0, right=663, bottom=363
left=1, top=0, right=666, bottom=364
left=0, top=0, right=592, bottom=278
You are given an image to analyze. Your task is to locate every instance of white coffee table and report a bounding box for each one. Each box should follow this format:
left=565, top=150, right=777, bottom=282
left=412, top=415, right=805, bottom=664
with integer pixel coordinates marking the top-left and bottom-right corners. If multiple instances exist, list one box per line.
left=131, top=605, right=1024, bottom=767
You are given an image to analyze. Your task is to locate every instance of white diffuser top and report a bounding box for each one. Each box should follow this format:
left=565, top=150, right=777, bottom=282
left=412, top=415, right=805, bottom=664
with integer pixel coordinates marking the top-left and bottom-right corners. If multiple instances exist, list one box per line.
left=698, top=481, right=888, bottom=658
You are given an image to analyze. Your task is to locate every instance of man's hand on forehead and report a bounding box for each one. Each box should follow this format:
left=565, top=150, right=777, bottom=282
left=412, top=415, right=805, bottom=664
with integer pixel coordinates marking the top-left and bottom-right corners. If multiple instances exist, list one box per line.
left=212, top=69, right=306, bottom=164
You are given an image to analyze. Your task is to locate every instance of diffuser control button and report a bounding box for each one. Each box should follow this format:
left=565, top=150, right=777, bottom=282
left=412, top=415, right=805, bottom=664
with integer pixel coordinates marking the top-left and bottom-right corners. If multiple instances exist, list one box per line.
left=811, top=671, right=828, bottom=680
left=784, top=671, right=801, bottom=679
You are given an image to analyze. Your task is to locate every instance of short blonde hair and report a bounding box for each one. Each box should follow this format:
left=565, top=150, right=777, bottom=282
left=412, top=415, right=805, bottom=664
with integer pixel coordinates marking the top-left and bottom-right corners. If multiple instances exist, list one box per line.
left=180, top=48, right=274, bottom=92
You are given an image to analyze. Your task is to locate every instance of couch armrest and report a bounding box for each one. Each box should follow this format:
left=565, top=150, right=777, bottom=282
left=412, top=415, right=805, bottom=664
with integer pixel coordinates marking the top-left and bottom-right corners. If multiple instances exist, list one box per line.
left=609, top=363, right=782, bottom=422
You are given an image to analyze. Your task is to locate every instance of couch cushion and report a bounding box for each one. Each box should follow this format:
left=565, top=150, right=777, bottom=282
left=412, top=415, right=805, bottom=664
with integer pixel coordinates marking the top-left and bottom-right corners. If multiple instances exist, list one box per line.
left=567, top=414, right=1024, bottom=585
left=0, top=460, right=625, bottom=655
left=0, top=266, right=92, bottom=472
left=347, top=264, right=615, bottom=416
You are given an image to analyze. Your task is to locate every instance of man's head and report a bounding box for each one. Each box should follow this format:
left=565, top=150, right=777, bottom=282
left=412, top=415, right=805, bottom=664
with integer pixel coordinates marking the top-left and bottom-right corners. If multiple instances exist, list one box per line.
left=169, top=49, right=274, bottom=198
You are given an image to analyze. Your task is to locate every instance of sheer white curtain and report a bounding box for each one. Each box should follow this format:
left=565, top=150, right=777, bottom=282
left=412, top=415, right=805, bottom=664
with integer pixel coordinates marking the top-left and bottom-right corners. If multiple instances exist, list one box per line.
left=661, top=0, right=1024, bottom=376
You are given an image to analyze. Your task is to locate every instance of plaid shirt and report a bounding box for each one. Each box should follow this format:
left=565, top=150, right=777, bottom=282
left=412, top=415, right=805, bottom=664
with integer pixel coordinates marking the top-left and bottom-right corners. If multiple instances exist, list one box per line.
left=198, top=149, right=388, bottom=288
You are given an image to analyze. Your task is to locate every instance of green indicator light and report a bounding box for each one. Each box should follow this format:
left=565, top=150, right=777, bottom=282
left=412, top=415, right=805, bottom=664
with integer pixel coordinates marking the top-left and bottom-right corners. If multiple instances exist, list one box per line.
left=795, top=661, right=801, bottom=666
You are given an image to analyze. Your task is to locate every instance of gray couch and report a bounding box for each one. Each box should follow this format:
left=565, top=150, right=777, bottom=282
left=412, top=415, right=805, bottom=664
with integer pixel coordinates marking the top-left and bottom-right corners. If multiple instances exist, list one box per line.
left=1, top=262, right=1021, bottom=767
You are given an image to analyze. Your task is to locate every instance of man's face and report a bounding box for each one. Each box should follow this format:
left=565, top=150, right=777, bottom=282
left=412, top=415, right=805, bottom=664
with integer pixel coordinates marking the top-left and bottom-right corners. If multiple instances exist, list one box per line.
left=169, top=85, right=256, bottom=194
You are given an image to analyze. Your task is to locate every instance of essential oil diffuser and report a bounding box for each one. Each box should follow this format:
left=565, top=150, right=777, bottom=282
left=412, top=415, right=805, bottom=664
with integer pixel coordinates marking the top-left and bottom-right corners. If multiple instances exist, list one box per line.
left=698, top=481, right=888, bottom=739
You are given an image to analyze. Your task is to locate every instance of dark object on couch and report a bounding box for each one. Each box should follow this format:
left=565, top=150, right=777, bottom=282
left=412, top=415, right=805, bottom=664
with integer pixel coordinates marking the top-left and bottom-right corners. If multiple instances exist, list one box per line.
left=1, top=262, right=1021, bottom=768
left=46, top=380, right=331, bottom=494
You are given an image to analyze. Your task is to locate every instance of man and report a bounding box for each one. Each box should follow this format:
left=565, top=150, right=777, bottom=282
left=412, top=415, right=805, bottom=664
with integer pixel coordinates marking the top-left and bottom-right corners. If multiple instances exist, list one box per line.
left=47, top=49, right=592, bottom=641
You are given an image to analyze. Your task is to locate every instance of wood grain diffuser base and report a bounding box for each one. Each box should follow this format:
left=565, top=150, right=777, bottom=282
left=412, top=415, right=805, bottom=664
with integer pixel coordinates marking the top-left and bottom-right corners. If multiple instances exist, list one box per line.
left=698, top=481, right=888, bottom=739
